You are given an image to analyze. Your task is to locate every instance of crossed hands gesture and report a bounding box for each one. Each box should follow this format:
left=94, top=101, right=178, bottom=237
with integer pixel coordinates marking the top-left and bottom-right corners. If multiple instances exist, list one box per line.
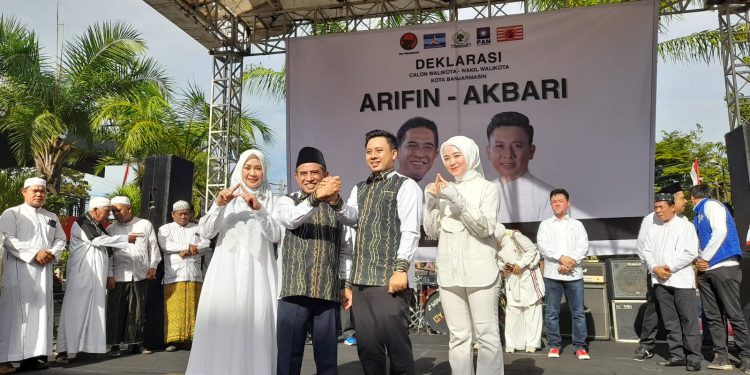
left=653, top=265, right=672, bottom=280
left=34, top=249, right=55, bottom=266
left=216, top=183, right=262, bottom=210
left=315, top=176, right=342, bottom=202
left=426, top=173, right=449, bottom=197
left=558, top=255, right=577, bottom=275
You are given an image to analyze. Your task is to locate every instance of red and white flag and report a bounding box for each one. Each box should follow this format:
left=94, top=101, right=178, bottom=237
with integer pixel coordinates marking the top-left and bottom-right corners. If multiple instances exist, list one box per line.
left=497, top=25, right=524, bottom=42
left=690, top=159, right=701, bottom=186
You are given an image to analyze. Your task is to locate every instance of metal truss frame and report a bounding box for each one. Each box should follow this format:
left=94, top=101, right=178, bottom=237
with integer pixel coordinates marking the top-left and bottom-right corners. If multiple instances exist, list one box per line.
left=205, top=52, right=244, bottom=210
left=717, top=4, right=750, bottom=130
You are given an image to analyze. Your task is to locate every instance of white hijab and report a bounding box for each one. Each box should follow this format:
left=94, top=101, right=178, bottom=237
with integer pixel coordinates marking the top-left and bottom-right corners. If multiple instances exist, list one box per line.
left=439, top=135, right=484, bottom=182
left=437, top=136, right=486, bottom=232
left=221, top=149, right=275, bottom=256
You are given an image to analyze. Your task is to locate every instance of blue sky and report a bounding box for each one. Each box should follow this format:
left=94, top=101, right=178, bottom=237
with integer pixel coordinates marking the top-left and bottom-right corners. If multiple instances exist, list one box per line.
left=2, top=1, right=730, bottom=196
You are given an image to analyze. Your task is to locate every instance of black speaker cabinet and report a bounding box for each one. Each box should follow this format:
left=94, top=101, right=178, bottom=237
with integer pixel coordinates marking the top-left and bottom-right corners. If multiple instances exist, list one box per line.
left=558, top=284, right=610, bottom=340
left=140, top=155, right=194, bottom=350
left=612, top=300, right=646, bottom=342
left=606, top=259, right=648, bottom=300
left=140, top=155, right=195, bottom=229
left=582, top=262, right=606, bottom=284
left=726, top=125, right=750, bottom=251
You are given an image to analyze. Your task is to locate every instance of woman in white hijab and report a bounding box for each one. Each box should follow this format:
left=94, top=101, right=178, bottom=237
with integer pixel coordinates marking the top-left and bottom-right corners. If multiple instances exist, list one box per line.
left=186, top=149, right=282, bottom=375
left=424, top=135, right=503, bottom=375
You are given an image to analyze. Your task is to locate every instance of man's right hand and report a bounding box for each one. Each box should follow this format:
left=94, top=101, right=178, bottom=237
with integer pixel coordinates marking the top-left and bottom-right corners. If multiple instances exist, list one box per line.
left=559, top=255, right=576, bottom=269
left=653, top=265, right=671, bottom=280
left=107, top=277, right=116, bottom=290
left=315, top=176, right=341, bottom=201
left=342, top=288, right=353, bottom=310
left=34, top=250, right=53, bottom=266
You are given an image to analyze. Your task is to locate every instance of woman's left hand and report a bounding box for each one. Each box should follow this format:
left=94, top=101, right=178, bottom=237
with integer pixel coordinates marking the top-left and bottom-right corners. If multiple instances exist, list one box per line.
left=238, top=192, right=262, bottom=210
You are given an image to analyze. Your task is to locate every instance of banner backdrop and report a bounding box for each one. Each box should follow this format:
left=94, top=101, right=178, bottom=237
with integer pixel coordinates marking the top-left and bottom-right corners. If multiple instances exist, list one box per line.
left=287, top=1, right=657, bottom=255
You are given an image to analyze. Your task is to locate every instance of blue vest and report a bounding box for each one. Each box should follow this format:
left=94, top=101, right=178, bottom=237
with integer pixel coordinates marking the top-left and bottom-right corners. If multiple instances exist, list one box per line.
left=693, top=199, right=742, bottom=267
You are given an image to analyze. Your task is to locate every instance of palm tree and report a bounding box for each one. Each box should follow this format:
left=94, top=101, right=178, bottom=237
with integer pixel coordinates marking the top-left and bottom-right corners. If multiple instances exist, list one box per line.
left=94, top=81, right=273, bottom=210
left=0, top=16, right=169, bottom=192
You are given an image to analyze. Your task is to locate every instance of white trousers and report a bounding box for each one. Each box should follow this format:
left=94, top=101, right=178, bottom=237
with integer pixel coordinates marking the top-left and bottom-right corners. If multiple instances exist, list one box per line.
left=504, top=302, right=543, bottom=351
left=441, top=283, right=503, bottom=375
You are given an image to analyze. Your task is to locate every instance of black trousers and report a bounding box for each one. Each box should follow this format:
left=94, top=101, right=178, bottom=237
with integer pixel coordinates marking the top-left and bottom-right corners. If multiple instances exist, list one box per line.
left=351, top=285, right=414, bottom=375
left=639, top=275, right=660, bottom=351
left=654, top=284, right=702, bottom=364
left=106, top=280, right=148, bottom=345
left=277, top=296, right=339, bottom=375
left=697, top=265, right=750, bottom=358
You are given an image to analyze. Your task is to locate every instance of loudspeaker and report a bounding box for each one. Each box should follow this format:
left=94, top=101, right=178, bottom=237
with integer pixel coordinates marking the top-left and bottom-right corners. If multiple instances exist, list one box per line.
left=612, top=300, right=647, bottom=342
left=558, top=284, right=610, bottom=340
left=139, top=155, right=194, bottom=350
left=726, top=125, right=750, bottom=251
left=582, top=262, right=606, bottom=284
left=140, top=155, right=195, bottom=229
left=606, top=259, right=647, bottom=300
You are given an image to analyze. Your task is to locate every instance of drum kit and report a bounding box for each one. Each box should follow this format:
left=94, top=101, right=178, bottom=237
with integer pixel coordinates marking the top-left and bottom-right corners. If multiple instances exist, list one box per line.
left=408, top=266, right=507, bottom=336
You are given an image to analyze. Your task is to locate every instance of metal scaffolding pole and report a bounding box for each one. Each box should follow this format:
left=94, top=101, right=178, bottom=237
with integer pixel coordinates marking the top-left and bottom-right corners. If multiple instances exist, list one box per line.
left=718, top=4, right=750, bottom=131
left=205, top=52, right=244, bottom=210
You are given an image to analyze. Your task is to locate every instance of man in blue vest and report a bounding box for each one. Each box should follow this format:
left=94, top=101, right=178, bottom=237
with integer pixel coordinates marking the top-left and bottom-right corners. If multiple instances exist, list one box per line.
left=691, top=184, right=750, bottom=373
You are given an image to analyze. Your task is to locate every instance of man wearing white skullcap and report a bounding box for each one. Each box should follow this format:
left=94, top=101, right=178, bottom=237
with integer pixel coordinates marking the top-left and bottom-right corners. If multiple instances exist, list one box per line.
left=157, top=200, right=211, bottom=352
left=106, top=196, right=161, bottom=356
left=0, top=177, right=66, bottom=373
left=56, top=198, right=133, bottom=363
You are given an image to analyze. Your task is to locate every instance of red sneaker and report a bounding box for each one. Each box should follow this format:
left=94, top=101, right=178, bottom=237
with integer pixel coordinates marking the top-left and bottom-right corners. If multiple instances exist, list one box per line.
left=576, top=349, right=591, bottom=360
left=548, top=348, right=560, bottom=358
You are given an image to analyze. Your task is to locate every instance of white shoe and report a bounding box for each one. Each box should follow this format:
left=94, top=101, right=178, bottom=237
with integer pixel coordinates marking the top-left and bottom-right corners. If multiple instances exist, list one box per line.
left=164, top=345, right=177, bottom=352
left=505, top=348, right=514, bottom=353
left=525, top=346, right=537, bottom=353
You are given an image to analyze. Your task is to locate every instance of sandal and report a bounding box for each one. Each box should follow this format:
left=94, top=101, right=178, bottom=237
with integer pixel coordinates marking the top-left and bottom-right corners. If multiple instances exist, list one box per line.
left=0, top=363, right=15, bottom=374
left=55, top=353, right=70, bottom=364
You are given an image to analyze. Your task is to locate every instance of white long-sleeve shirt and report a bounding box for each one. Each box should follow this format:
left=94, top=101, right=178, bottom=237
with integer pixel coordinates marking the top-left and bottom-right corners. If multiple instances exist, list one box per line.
left=423, top=178, right=499, bottom=287
left=696, top=199, right=739, bottom=270
left=640, top=215, right=699, bottom=289
left=536, top=215, right=589, bottom=281
left=157, top=222, right=211, bottom=284
left=337, top=171, right=423, bottom=263
left=107, top=217, right=161, bottom=282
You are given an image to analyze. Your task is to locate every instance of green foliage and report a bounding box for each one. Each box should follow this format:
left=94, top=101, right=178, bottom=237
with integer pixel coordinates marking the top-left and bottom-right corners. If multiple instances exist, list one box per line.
left=655, top=124, right=730, bottom=202
left=0, top=168, right=34, bottom=212
left=0, top=16, right=170, bottom=192
left=107, top=182, right=141, bottom=217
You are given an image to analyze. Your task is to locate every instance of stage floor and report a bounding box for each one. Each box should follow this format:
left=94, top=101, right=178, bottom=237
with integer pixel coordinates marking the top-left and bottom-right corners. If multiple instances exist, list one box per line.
left=39, top=333, right=732, bottom=374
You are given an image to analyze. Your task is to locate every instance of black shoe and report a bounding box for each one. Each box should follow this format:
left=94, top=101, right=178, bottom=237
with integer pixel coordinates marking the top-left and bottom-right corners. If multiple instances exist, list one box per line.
left=707, top=354, right=733, bottom=370
left=659, top=357, right=687, bottom=367
left=633, top=348, right=654, bottom=361
left=686, top=361, right=702, bottom=372
left=18, top=357, right=48, bottom=370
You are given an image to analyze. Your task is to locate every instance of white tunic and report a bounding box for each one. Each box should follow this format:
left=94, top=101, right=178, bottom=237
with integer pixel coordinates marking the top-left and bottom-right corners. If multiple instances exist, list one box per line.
left=186, top=198, right=281, bottom=375
left=493, top=172, right=554, bottom=224
left=0, top=203, right=66, bottom=361
left=107, top=217, right=161, bottom=282
left=57, top=220, right=129, bottom=354
left=157, top=222, right=212, bottom=285
left=640, top=215, right=699, bottom=289
left=497, top=230, right=545, bottom=307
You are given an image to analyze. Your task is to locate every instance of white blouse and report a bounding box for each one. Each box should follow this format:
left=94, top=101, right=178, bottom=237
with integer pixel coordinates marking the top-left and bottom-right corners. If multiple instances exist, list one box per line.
left=423, top=177, right=499, bottom=287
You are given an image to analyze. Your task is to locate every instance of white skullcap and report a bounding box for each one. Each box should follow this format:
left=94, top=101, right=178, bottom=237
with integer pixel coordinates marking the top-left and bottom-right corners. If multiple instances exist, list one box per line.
left=110, top=196, right=131, bottom=206
left=89, top=197, right=111, bottom=209
left=23, top=177, right=47, bottom=189
left=172, top=200, right=191, bottom=211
